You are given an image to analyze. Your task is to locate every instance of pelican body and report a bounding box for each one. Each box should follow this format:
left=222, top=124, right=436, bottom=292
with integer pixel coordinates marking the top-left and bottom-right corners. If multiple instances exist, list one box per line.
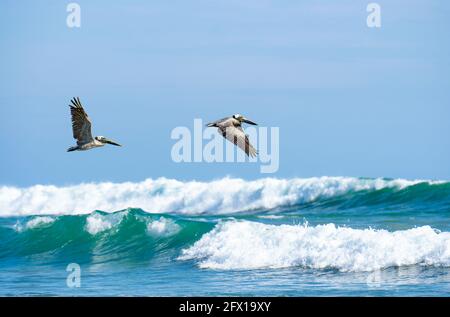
left=207, top=114, right=258, bottom=157
left=67, top=97, right=121, bottom=152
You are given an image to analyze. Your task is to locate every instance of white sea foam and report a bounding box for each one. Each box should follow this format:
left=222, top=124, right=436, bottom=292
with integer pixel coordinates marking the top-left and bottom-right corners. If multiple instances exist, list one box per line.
left=14, top=216, right=55, bottom=232
left=179, top=221, right=450, bottom=272
left=257, top=215, right=285, bottom=219
left=85, top=212, right=127, bottom=235
left=146, top=217, right=181, bottom=237
left=0, top=177, right=443, bottom=217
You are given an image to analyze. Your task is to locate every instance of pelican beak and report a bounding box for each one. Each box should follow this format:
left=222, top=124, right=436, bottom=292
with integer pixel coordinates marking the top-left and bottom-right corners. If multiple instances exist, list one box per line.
left=206, top=122, right=216, bottom=127
left=242, top=118, right=258, bottom=125
left=105, top=139, right=122, bottom=146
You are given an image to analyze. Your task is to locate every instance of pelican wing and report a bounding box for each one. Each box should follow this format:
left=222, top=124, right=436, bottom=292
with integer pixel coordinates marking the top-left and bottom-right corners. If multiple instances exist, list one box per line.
left=207, top=117, right=230, bottom=127
left=69, top=97, right=93, bottom=145
left=220, top=125, right=257, bottom=158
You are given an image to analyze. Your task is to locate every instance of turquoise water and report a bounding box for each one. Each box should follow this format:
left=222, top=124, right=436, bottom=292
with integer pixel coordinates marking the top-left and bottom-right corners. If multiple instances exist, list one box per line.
left=0, top=177, right=449, bottom=296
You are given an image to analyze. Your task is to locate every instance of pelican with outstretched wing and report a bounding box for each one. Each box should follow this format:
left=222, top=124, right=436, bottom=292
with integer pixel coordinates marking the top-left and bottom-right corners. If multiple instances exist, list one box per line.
left=67, top=97, right=122, bottom=152
left=206, top=114, right=258, bottom=158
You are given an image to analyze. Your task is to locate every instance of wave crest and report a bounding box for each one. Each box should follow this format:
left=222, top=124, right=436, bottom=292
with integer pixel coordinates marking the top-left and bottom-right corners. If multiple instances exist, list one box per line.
left=13, top=216, right=55, bottom=232
left=180, top=221, right=450, bottom=272
left=85, top=211, right=128, bottom=235
left=0, top=177, right=445, bottom=216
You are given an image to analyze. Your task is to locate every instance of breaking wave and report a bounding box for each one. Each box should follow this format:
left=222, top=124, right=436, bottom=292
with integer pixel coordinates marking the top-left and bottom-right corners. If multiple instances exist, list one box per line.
left=4, top=210, right=449, bottom=273
left=0, top=177, right=447, bottom=217
left=180, top=221, right=450, bottom=272
left=13, top=216, right=55, bottom=232
left=0, top=210, right=213, bottom=261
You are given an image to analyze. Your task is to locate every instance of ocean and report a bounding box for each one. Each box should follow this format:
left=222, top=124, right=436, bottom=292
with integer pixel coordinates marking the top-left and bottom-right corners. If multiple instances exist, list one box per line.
left=0, top=176, right=449, bottom=296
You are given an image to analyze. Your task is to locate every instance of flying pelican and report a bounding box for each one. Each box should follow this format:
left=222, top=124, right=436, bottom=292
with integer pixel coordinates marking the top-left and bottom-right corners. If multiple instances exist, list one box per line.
left=207, top=114, right=258, bottom=157
left=67, top=97, right=122, bottom=152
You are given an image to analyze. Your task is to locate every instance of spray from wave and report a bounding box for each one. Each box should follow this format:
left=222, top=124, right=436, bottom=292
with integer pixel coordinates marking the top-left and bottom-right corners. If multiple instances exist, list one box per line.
left=180, top=221, right=450, bottom=272
left=0, top=177, right=446, bottom=217
left=13, top=216, right=55, bottom=232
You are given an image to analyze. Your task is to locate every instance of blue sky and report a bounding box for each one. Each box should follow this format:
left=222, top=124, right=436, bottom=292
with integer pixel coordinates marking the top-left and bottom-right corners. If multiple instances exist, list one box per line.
left=1, top=0, right=449, bottom=186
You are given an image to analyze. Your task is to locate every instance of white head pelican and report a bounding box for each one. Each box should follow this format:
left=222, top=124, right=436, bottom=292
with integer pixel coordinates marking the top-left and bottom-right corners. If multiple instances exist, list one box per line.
left=67, top=97, right=122, bottom=152
left=206, top=114, right=258, bottom=158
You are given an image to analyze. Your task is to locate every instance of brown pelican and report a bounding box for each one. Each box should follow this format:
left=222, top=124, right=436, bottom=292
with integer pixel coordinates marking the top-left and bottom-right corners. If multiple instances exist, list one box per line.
left=67, top=97, right=122, bottom=152
left=207, top=114, right=258, bottom=157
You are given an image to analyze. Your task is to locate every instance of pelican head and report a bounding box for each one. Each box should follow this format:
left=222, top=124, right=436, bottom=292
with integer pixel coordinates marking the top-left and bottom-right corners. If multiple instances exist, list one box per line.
left=232, top=114, right=257, bottom=125
left=95, top=136, right=122, bottom=146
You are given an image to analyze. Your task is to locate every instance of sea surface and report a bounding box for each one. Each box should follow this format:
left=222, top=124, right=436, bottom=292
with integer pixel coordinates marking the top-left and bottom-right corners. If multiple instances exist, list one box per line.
left=0, top=176, right=449, bottom=296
